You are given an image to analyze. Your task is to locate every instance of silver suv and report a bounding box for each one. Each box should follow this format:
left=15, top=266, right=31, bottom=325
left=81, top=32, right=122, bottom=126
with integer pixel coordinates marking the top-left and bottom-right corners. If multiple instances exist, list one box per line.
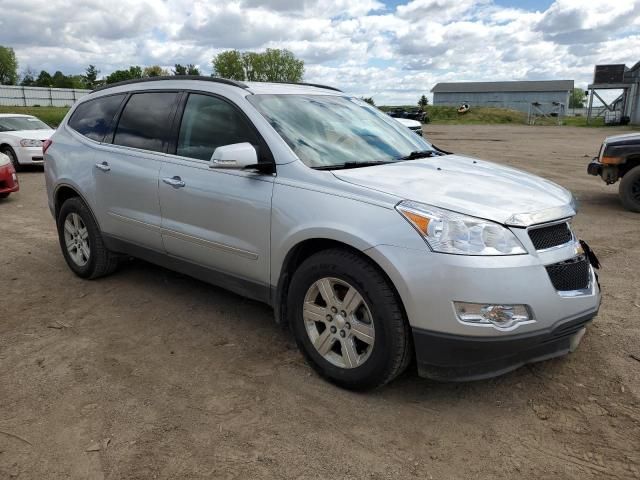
left=45, top=77, right=601, bottom=390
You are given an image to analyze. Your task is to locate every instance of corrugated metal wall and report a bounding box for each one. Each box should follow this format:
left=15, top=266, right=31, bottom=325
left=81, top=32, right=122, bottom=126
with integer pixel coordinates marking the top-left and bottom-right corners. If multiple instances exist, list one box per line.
left=433, top=91, right=571, bottom=113
left=0, top=85, right=90, bottom=107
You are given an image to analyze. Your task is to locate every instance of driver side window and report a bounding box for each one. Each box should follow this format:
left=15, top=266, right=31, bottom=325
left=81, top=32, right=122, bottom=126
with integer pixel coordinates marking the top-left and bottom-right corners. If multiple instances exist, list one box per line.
left=176, top=94, right=260, bottom=161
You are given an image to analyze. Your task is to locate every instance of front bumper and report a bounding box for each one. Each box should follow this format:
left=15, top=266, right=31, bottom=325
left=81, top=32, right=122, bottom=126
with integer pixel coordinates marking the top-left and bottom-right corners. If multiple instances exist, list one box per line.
left=0, top=163, right=19, bottom=194
left=15, top=146, right=44, bottom=164
left=413, top=311, right=594, bottom=381
left=587, top=158, right=602, bottom=176
left=366, top=236, right=601, bottom=380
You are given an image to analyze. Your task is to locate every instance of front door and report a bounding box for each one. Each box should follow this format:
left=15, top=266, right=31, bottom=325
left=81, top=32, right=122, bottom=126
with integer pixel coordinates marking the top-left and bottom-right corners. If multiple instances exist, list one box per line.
left=159, top=92, right=275, bottom=289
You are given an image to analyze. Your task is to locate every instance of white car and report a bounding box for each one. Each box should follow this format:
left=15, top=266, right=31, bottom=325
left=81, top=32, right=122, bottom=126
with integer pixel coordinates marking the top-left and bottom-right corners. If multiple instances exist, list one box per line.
left=0, top=114, right=55, bottom=168
left=393, top=117, right=423, bottom=136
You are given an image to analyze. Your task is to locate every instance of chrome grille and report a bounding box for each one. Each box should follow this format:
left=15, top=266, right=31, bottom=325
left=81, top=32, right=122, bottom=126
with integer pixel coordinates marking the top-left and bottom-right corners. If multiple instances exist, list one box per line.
left=545, top=256, right=590, bottom=291
left=529, top=222, right=572, bottom=250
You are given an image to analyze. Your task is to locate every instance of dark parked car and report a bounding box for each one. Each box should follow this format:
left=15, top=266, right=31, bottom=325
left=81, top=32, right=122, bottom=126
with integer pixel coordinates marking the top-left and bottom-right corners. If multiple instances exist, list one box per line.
left=588, top=132, right=640, bottom=212
left=387, top=108, right=429, bottom=124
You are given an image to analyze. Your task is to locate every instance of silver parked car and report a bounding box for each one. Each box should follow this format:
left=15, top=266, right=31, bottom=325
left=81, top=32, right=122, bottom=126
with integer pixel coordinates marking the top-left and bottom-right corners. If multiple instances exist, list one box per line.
left=44, top=77, right=601, bottom=390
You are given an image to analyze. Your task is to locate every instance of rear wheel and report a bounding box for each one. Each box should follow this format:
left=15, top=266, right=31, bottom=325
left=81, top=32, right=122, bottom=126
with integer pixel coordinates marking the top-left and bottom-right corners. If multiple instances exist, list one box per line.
left=619, top=165, right=640, bottom=213
left=288, top=249, right=411, bottom=390
left=57, top=197, right=119, bottom=279
left=0, top=147, right=19, bottom=170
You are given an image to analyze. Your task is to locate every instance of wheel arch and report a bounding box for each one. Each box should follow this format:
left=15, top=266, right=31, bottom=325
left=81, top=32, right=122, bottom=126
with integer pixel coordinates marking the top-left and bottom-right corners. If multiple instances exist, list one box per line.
left=620, top=155, right=640, bottom=177
left=272, top=237, right=408, bottom=329
left=53, top=183, right=102, bottom=230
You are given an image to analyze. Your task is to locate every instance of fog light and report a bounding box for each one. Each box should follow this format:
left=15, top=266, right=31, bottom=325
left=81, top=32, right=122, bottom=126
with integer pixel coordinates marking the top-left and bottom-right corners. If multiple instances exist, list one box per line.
left=454, top=302, right=533, bottom=330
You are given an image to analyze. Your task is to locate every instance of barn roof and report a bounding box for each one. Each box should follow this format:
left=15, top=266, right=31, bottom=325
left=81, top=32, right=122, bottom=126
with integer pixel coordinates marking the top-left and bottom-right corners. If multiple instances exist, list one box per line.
left=431, top=80, right=574, bottom=93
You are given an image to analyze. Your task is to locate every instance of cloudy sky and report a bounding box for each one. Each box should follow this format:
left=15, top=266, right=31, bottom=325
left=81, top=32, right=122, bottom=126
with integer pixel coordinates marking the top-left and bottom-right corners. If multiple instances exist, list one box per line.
left=1, top=0, right=639, bottom=104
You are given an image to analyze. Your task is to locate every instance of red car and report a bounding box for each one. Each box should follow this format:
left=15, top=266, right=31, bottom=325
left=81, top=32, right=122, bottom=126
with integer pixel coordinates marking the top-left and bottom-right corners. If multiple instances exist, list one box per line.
left=0, top=152, right=19, bottom=198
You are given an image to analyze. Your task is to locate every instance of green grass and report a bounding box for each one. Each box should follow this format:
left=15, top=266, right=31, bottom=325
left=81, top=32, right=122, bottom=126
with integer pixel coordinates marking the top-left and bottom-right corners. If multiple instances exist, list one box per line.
left=426, top=106, right=526, bottom=125
left=0, top=106, right=70, bottom=127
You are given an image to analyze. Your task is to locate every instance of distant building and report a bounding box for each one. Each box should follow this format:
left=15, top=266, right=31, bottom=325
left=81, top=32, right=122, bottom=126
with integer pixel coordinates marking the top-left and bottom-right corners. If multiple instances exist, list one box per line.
left=431, top=80, right=574, bottom=113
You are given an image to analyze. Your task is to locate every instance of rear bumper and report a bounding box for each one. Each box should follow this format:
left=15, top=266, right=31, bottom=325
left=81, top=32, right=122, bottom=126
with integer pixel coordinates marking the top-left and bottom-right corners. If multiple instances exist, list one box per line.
left=0, top=163, right=19, bottom=194
left=413, top=311, right=596, bottom=381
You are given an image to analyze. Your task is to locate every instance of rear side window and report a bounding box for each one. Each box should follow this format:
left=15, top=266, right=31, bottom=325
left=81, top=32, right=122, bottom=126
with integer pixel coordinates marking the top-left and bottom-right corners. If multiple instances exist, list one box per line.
left=113, top=92, right=179, bottom=153
left=68, top=94, right=125, bottom=142
left=176, top=94, right=260, bottom=161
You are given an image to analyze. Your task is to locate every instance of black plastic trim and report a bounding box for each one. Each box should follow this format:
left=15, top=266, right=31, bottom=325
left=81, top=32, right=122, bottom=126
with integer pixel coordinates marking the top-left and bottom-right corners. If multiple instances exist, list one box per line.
left=412, top=310, right=597, bottom=381
left=102, top=234, right=272, bottom=305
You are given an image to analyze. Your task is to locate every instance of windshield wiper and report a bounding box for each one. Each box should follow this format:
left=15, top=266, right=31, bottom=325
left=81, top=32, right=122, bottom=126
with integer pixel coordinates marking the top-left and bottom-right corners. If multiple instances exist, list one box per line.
left=313, top=160, right=395, bottom=170
left=397, top=150, right=437, bottom=160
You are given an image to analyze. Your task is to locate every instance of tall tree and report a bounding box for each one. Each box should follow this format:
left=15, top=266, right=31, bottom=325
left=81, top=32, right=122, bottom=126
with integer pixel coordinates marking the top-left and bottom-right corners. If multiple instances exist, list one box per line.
left=569, top=88, right=586, bottom=108
left=105, top=66, right=143, bottom=84
left=51, top=70, right=73, bottom=88
left=174, top=63, right=201, bottom=76
left=361, top=97, right=375, bottom=106
left=212, top=49, right=304, bottom=82
left=186, top=64, right=200, bottom=75
left=82, top=65, right=100, bottom=89
left=418, top=95, right=429, bottom=108
left=212, top=50, right=245, bottom=81
left=20, top=67, right=37, bottom=87
left=35, top=70, right=53, bottom=87
left=0, top=46, right=19, bottom=85
left=143, top=65, right=168, bottom=77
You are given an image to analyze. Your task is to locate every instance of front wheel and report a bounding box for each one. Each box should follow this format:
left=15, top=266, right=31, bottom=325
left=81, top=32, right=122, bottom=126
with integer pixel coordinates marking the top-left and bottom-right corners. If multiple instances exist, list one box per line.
left=619, top=165, right=640, bottom=213
left=288, top=249, right=411, bottom=390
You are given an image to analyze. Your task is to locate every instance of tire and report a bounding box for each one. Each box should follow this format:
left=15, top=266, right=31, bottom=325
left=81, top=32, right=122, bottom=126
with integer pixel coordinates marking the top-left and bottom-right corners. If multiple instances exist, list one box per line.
left=287, top=248, right=411, bottom=390
left=0, top=192, right=9, bottom=199
left=0, top=146, right=19, bottom=170
left=57, top=197, right=119, bottom=279
left=619, top=165, right=640, bottom=213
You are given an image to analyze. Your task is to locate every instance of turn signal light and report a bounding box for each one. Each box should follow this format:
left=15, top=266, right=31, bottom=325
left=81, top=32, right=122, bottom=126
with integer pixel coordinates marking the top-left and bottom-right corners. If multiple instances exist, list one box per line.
left=601, top=156, right=623, bottom=165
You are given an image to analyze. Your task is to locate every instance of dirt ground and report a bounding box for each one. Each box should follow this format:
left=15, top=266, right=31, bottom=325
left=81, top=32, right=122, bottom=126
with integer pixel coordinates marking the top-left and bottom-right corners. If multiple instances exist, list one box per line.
left=1, top=124, right=639, bottom=479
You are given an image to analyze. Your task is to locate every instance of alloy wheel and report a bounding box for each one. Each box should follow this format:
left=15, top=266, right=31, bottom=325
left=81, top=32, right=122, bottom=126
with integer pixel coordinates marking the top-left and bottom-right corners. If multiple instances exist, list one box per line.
left=63, top=213, right=90, bottom=266
left=303, top=277, right=375, bottom=369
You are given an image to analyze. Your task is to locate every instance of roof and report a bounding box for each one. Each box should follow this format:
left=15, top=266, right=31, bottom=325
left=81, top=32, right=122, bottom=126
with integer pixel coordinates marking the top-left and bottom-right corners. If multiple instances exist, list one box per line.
left=431, top=80, right=574, bottom=93
left=0, top=114, right=33, bottom=118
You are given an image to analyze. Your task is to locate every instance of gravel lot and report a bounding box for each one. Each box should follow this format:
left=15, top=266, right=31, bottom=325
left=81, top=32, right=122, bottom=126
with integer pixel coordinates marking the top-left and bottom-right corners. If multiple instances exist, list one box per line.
left=1, top=124, right=639, bottom=479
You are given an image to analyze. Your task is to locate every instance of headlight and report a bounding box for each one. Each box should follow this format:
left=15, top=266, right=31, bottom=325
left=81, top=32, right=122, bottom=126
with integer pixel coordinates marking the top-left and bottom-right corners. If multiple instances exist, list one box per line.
left=20, top=139, right=43, bottom=147
left=396, top=201, right=526, bottom=255
left=0, top=153, right=10, bottom=167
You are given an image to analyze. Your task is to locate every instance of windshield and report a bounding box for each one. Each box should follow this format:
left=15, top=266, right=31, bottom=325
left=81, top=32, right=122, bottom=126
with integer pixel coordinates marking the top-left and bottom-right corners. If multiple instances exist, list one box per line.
left=247, top=94, right=435, bottom=169
left=0, top=116, right=50, bottom=132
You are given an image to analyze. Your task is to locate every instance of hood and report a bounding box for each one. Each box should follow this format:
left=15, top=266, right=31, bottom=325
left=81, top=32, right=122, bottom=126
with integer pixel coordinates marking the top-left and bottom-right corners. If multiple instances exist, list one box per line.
left=3, top=129, right=55, bottom=141
left=604, top=132, right=640, bottom=145
left=394, top=117, right=422, bottom=128
left=332, top=154, right=574, bottom=226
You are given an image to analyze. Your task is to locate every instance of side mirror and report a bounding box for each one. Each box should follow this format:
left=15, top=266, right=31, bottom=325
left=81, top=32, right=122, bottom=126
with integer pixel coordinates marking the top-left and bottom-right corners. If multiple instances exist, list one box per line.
left=210, top=142, right=258, bottom=169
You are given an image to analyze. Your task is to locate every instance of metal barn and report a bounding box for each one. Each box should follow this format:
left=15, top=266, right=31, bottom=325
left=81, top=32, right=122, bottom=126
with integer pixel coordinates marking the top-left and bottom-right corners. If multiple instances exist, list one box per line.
left=431, top=80, right=574, bottom=113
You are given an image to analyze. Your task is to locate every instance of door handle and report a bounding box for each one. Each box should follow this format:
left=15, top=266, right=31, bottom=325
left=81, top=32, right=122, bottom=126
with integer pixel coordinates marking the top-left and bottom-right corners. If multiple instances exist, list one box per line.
left=94, top=161, right=110, bottom=172
left=162, top=176, right=186, bottom=188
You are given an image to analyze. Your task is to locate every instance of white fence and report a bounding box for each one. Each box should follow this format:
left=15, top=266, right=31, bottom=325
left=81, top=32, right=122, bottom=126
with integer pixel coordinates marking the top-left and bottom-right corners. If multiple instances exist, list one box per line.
left=0, top=85, right=91, bottom=107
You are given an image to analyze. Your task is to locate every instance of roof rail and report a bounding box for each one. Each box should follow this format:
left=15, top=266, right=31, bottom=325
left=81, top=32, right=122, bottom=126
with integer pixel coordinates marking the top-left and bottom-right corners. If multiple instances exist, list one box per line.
left=269, top=81, right=342, bottom=92
left=92, top=75, right=249, bottom=93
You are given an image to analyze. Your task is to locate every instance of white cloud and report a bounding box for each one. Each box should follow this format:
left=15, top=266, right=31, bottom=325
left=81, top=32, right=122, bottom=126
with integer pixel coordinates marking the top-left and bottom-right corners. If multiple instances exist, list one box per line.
left=1, top=0, right=639, bottom=104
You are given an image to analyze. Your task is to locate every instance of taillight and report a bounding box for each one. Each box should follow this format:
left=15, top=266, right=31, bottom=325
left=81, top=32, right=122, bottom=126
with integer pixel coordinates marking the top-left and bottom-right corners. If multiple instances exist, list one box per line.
left=43, top=139, right=53, bottom=154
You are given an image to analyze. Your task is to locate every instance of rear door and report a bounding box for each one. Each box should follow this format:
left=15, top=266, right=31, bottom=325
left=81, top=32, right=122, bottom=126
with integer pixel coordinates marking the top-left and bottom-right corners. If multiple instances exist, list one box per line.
left=93, top=91, right=181, bottom=251
left=158, top=92, right=275, bottom=290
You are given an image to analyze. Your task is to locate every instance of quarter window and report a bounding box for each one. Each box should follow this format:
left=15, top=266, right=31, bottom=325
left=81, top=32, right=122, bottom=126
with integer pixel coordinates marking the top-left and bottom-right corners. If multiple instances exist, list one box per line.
left=113, top=92, right=179, bottom=153
left=68, top=94, right=125, bottom=142
left=176, top=94, right=260, bottom=161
